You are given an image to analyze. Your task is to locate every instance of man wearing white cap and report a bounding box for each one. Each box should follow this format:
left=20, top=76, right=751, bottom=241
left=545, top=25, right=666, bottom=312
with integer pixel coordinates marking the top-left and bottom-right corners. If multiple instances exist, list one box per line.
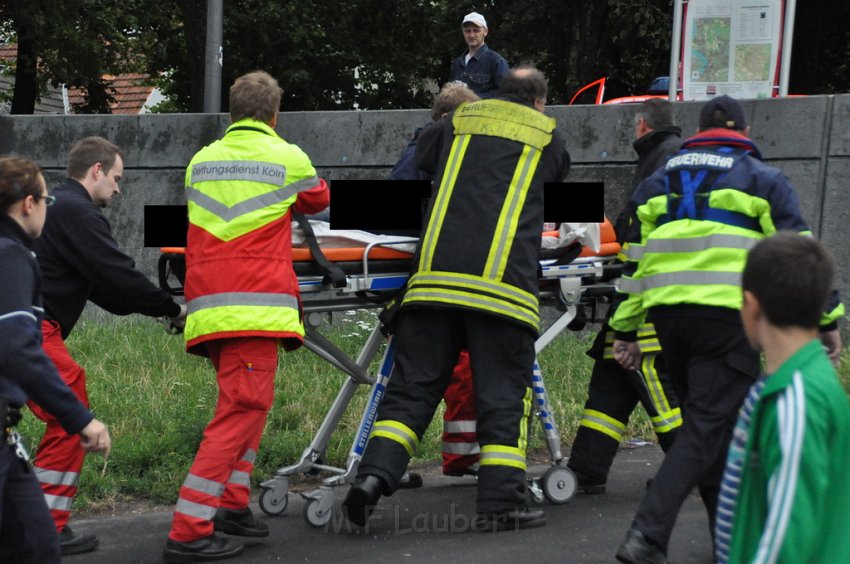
left=448, top=11, right=508, bottom=98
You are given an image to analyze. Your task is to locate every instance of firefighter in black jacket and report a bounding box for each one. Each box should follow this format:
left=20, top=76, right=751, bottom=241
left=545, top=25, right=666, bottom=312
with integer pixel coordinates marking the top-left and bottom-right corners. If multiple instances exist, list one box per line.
left=0, top=156, right=110, bottom=563
left=567, top=99, right=683, bottom=492
left=29, top=137, right=185, bottom=555
left=343, top=67, right=571, bottom=532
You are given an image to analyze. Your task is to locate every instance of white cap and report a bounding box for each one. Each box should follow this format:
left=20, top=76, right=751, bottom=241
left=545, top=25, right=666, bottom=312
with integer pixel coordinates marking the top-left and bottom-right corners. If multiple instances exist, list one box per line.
left=462, top=12, right=487, bottom=28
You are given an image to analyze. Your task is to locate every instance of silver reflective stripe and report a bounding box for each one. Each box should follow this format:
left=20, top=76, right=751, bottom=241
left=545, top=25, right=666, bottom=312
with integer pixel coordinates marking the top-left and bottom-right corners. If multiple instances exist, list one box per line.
left=241, top=449, right=257, bottom=464
left=186, top=177, right=318, bottom=222
left=486, top=147, right=538, bottom=279
left=624, top=244, right=646, bottom=261
left=187, top=292, right=299, bottom=315
left=0, top=310, right=37, bottom=323
left=43, top=493, right=74, bottom=512
left=619, top=271, right=742, bottom=294
left=191, top=160, right=287, bottom=186
left=643, top=234, right=757, bottom=256
left=34, top=467, right=79, bottom=487
left=183, top=473, right=225, bottom=497
left=479, top=451, right=525, bottom=464
left=442, top=442, right=481, bottom=455
left=175, top=498, right=218, bottom=521
left=443, top=420, right=477, bottom=433
left=227, top=470, right=251, bottom=488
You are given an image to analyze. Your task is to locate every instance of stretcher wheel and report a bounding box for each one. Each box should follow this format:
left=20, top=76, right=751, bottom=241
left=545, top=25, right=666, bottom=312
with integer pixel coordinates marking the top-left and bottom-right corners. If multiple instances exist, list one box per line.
left=303, top=497, right=332, bottom=527
left=259, top=487, right=289, bottom=516
left=541, top=466, right=577, bottom=504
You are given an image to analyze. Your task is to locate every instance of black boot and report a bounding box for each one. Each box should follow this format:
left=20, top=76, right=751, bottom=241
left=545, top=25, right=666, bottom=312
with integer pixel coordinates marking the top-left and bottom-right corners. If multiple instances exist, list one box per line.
left=342, top=475, right=386, bottom=527
left=59, top=526, right=99, bottom=555
left=473, top=505, right=547, bottom=532
left=615, top=529, right=668, bottom=564
left=213, top=507, right=269, bottom=537
left=162, top=533, right=243, bottom=563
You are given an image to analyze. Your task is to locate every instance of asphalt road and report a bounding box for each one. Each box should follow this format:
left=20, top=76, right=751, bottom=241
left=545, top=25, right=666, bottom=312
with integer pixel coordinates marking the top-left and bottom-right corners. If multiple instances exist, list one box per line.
left=66, top=444, right=713, bottom=563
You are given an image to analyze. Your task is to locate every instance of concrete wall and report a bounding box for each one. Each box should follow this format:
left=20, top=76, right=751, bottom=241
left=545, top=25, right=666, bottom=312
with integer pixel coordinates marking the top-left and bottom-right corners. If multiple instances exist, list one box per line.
left=1, top=95, right=849, bottom=316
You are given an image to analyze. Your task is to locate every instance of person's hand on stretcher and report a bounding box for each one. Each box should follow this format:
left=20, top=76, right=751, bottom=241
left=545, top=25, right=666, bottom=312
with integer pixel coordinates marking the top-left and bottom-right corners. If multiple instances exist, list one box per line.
left=613, top=339, right=642, bottom=371
left=162, top=303, right=188, bottom=334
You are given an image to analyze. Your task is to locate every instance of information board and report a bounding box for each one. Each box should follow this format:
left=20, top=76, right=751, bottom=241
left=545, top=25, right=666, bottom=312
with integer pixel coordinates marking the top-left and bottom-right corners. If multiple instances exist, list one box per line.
left=678, top=0, right=786, bottom=100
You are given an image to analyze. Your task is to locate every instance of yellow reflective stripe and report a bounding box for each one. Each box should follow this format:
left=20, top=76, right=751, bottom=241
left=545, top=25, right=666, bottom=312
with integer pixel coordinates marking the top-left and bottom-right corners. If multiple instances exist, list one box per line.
left=484, top=145, right=540, bottom=280
left=419, top=134, right=471, bottom=271
left=518, top=387, right=532, bottom=453
left=479, top=445, right=527, bottom=470
left=651, top=408, right=683, bottom=433
left=452, top=99, right=555, bottom=149
left=370, top=420, right=419, bottom=457
left=404, top=286, right=538, bottom=328
left=184, top=303, right=303, bottom=342
left=603, top=323, right=660, bottom=357
left=823, top=302, right=846, bottom=326
left=641, top=354, right=671, bottom=415
left=407, top=272, right=538, bottom=314
left=186, top=176, right=317, bottom=223
left=579, top=409, right=626, bottom=441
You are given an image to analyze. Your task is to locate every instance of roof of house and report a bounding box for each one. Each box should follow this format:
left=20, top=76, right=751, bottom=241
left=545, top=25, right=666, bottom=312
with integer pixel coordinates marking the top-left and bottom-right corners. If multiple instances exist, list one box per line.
left=67, top=73, right=158, bottom=114
left=1, top=43, right=159, bottom=114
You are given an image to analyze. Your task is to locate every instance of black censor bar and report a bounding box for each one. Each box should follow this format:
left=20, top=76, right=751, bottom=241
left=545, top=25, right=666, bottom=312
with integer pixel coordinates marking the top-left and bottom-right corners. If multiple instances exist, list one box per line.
left=142, top=181, right=604, bottom=247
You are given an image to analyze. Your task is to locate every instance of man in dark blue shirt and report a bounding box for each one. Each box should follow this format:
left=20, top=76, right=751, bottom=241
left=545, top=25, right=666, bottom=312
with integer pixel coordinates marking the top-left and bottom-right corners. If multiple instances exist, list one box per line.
left=448, top=12, right=509, bottom=99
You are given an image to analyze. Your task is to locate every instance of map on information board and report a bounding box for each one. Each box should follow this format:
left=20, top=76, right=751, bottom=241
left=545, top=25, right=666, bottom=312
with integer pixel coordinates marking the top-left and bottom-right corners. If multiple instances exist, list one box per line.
left=681, top=0, right=783, bottom=100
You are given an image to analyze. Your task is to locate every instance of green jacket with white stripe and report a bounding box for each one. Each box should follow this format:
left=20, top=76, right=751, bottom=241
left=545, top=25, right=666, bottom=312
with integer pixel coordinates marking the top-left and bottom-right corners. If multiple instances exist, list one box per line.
left=610, top=129, right=844, bottom=337
left=727, top=339, right=850, bottom=563
left=411, top=97, right=570, bottom=334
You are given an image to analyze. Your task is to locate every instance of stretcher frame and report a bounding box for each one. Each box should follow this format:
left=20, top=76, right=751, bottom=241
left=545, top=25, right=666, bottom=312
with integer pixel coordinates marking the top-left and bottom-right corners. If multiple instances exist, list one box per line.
left=158, top=237, right=621, bottom=528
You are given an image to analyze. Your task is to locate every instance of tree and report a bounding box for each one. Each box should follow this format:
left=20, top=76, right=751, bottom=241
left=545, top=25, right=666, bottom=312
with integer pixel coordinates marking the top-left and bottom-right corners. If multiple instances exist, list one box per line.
left=2, top=1, right=848, bottom=114
left=0, top=0, right=174, bottom=114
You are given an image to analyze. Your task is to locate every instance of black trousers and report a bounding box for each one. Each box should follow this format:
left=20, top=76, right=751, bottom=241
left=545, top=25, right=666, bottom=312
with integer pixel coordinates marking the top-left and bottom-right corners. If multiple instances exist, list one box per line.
left=630, top=311, right=758, bottom=551
left=0, top=442, right=61, bottom=563
left=358, top=307, right=536, bottom=514
left=568, top=352, right=679, bottom=485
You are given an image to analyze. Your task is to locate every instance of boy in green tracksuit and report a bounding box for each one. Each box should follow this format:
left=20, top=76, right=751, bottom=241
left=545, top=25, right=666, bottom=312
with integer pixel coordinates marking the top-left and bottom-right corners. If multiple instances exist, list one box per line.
left=715, top=232, right=850, bottom=563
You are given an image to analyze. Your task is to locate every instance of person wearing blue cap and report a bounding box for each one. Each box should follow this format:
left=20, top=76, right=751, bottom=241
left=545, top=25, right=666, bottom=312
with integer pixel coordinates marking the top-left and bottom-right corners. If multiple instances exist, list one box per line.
left=448, top=11, right=509, bottom=98
left=610, top=94, right=844, bottom=563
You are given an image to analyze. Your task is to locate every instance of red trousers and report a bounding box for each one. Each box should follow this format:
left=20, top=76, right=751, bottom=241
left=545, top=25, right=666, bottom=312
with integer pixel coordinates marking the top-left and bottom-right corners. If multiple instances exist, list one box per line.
left=168, top=337, right=279, bottom=542
left=441, top=350, right=480, bottom=475
left=27, top=320, right=88, bottom=532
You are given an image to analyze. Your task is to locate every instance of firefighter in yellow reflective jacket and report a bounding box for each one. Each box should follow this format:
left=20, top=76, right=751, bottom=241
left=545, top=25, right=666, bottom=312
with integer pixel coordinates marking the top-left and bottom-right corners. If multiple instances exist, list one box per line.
left=163, top=71, right=329, bottom=563
left=611, top=95, right=844, bottom=563
left=568, top=99, right=683, bottom=493
left=343, top=67, right=570, bottom=532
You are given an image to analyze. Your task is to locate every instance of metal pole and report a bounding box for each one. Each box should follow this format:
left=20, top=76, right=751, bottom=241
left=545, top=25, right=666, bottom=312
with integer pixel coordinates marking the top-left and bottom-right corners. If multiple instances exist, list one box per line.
left=779, top=0, right=796, bottom=96
left=669, top=0, right=684, bottom=101
left=203, top=0, right=223, bottom=113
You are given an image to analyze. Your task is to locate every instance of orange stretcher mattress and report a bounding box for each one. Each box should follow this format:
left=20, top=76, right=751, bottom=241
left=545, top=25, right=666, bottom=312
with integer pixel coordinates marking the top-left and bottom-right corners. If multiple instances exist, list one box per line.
left=160, top=218, right=621, bottom=262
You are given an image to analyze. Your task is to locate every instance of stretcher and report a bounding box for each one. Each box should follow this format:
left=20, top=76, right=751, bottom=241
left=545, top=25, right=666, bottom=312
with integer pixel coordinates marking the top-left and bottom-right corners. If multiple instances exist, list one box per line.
left=158, top=221, right=622, bottom=528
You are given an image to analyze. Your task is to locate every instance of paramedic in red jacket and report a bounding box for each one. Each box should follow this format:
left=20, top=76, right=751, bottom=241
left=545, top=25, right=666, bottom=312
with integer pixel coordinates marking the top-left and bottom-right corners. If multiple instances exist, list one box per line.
left=163, top=70, right=329, bottom=563
left=30, top=136, right=186, bottom=556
